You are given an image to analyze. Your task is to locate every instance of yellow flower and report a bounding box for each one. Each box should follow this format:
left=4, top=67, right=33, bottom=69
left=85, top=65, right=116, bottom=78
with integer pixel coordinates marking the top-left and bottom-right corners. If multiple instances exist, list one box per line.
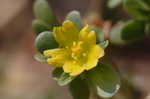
left=44, top=20, right=104, bottom=76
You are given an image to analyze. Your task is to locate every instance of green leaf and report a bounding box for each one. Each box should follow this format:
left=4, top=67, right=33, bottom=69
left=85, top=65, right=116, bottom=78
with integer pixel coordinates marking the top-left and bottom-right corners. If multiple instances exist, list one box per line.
left=145, top=23, right=150, bottom=35
left=108, top=0, right=122, bottom=8
left=109, top=21, right=127, bottom=45
left=58, top=72, right=76, bottom=86
left=90, top=25, right=104, bottom=43
left=33, top=0, right=59, bottom=29
left=99, top=40, right=109, bottom=49
left=123, top=0, right=150, bottom=19
left=69, top=77, right=90, bottom=99
left=86, top=63, right=120, bottom=98
left=35, top=31, right=59, bottom=53
left=52, top=68, right=76, bottom=86
left=121, top=19, right=146, bottom=41
left=66, top=10, right=83, bottom=30
left=34, top=53, right=47, bottom=63
left=52, top=68, right=64, bottom=81
left=32, top=19, right=50, bottom=34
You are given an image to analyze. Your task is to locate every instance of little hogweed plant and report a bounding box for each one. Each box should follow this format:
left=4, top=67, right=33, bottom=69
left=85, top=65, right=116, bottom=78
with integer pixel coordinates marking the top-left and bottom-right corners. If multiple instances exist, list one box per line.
left=32, top=0, right=150, bottom=99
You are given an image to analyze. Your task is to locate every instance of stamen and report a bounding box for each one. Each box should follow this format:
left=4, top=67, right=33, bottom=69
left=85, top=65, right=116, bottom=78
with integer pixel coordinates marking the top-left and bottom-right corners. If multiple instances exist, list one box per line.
left=73, top=41, right=76, bottom=46
left=78, top=41, right=83, bottom=46
left=71, top=53, right=77, bottom=60
left=82, top=53, right=87, bottom=56
left=73, top=61, right=76, bottom=64
left=71, top=46, right=81, bottom=52
left=73, top=56, right=77, bottom=60
left=66, top=46, right=69, bottom=49
left=71, top=53, right=75, bottom=57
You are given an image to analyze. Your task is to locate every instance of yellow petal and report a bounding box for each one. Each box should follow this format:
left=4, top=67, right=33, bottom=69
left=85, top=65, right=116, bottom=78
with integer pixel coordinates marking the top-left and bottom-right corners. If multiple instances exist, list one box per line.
left=53, top=27, right=66, bottom=46
left=63, top=61, right=84, bottom=76
left=79, top=26, right=96, bottom=50
left=85, top=45, right=104, bottom=70
left=79, top=25, right=90, bottom=39
left=44, top=48, right=68, bottom=67
left=47, top=55, right=65, bottom=67
left=44, top=48, right=65, bottom=57
left=81, top=31, right=97, bottom=49
left=87, top=31, right=96, bottom=44
left=53, top=20, right=79, bottom=47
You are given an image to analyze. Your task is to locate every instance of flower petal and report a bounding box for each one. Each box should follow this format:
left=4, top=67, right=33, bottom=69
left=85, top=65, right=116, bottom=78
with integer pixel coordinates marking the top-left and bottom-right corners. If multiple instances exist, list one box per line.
left=86, top=31, right=96, bottom=44
left=44, top=48, right=66, bottom=57
left=53, top=20, right=79, bottom=47
left=47, top=56, right=65, bottom=67
left=79, top=25, right=90, bottom=39
left=79, top=25, right=97, bottom=50
left=63, top=61, right=84, bottom=76
left=44, top=48, right=68, bottom=67
left=44, top=22, right=105, bottom=76
left=85, top=45, right=104, bottom=70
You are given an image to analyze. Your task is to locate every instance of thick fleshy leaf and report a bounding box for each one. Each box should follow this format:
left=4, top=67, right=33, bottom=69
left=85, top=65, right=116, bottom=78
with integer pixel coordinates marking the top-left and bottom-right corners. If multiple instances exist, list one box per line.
left=108, top=0, right=122, bottom=8
left=66, top=10, right=83, bottom=30
left=89, top=25, right=104, bottom=43
left=58, top=72, right=76, bottom=86
left=52, top=68, right=64, bottom=80
left=123, top=0, right=150, bottom=19
left=121, top=19, right=146, bottom=41
left=145, top=23, right=150, bottom=35
left=33, top=0, right=59, bottom=28
left=35, top=31, right=59, bottom=53
left=109, top=21, right=127, bottom=45
left=34, top=53, right=47, bottom=63
left=52, top=68, right=76, bottom=86
left=99, top=40, right=109, bottom=49
left=86, top=63, right=120, bottom=98
left=69, top=77, right=90, bottom=99
left=32, top=19, right=50, bottom=34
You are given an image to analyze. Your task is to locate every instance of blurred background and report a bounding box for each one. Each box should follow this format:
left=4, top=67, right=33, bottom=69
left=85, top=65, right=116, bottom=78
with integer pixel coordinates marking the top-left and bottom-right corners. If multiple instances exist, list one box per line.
left=0, top=0, right=150, bottom=99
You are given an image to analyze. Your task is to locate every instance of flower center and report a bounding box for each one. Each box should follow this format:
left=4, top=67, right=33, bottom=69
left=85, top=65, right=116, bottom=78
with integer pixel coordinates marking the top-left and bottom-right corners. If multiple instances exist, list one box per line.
left=70, top=41, right=87, bottom=62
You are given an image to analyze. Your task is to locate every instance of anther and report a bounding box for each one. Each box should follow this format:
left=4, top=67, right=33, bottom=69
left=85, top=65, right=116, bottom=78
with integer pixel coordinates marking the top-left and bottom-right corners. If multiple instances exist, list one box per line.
left=78, top=41, right=83, bottom=46
left=73, top=61, right=77, bottom=64
left=82, top=53, right=87, bottom=56
left=66, top=46, right=69, bottom=49
left=73, top=41, right=76, bottom=46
